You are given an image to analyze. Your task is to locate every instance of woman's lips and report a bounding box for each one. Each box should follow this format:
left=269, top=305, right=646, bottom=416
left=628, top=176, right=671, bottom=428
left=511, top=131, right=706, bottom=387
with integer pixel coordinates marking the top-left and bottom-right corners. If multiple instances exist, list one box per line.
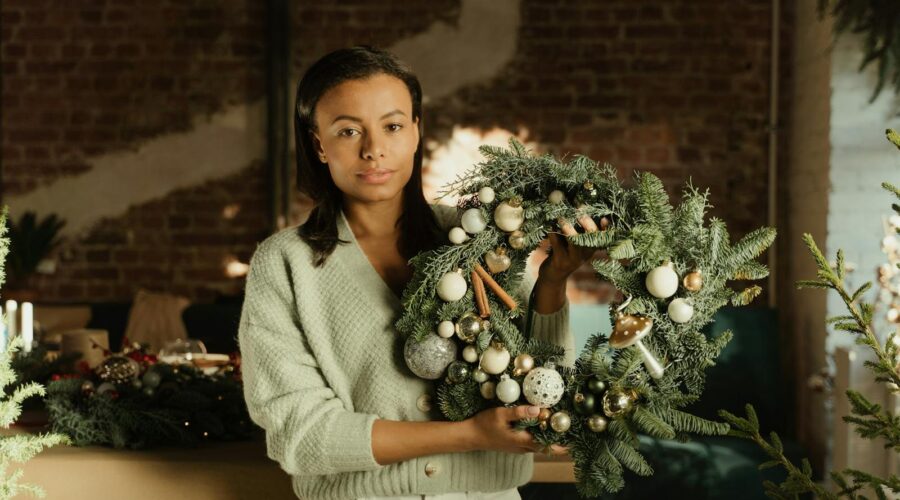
left=357, top=169, right=395, bottom=184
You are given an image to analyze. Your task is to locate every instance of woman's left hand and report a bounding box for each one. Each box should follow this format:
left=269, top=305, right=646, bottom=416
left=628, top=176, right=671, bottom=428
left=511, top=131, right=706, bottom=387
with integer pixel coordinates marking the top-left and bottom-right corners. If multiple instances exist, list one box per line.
left=537, top=214, right=600, bottom=284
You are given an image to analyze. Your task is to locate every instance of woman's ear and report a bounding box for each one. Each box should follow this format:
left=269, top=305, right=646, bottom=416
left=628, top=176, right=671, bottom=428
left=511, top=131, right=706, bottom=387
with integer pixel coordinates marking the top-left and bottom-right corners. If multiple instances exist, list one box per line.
left=309, top=131, right=327, bottom=163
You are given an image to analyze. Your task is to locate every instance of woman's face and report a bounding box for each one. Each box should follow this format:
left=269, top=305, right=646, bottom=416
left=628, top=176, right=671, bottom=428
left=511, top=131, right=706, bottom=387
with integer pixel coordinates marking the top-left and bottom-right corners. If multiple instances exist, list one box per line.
left=311, top=73, right=420, bottom=206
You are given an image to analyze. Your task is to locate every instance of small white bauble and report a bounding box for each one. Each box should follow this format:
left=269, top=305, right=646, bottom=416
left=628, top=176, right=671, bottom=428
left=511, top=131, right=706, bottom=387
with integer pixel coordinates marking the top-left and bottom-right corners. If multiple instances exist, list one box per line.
left=523, top=365, right=566, bottom=408
left=548, top=190, right=565, bottom=204
left=480, top=381, right=497, bottom=399
left=448, top=227, right=469, bottom=245
left=461, top=208, right=488, bottom=234
left=668, top=298, right=694, bottom=323
left=478, top=186, right=496, bottom=204
left=437, top=270, right=467, bottom=302
left=646, top=262, right=679, bottom=299
left=496, top=374, right=521, bottom=404
left=480, top=344, right=511, bottom=374
left=437, top=320, right=455, bottom=338
left=472, top=367, right=489, bottom=383
left=494, top=200, right=525, bottom=232
left=462, top=345, right=479, bottom=363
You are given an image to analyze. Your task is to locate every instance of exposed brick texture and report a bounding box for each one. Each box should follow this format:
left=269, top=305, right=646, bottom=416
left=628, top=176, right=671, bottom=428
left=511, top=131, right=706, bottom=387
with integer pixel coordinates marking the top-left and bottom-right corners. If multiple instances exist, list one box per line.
left=2, top=0, right=784, bottom=304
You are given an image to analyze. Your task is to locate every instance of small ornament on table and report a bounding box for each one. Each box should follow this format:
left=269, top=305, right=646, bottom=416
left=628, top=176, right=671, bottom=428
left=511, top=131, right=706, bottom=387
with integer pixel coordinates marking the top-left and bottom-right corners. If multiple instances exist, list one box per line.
left=461, top=208, right=488, bottom=234
left=667, top=297, right=694, bottom=324
left=142, top=369, right=162, bottom=389
left=496, top=374, right=521, bottom=404
left=646, top=261, right=679, bottom=299
left=447, top=361, right=470, bottom=384
left=522, top=360, right=565, bottom=408
left=455, top=312, right=482, bottom=343
left=80, top=380, right=95, bottom=396
left=478, top=186, right=496, bottom=204
left=404, top=332, right=457, bottom=380
left=494, top=197, right=525, bottom=232
left=448, top=227, right=469, bottom=245
left=602, top=388, right=637, bottom=418
left=437, top=269, right=467, bottom=302
left=610, top=296, right=665, bottom=380
left=95, top=355, right=141, bottom=385
left=683, top=269, right=704, bottom=292
left=485, top=247, right=512, bottom=274
left=550, top=411, right=571, bottom=433
left=479, top=342, right=511, bottom=375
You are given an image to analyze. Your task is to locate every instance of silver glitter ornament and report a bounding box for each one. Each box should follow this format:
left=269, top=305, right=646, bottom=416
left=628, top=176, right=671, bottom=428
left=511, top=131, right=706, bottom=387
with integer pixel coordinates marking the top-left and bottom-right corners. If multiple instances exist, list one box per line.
left=404, top=332, right=457, bottom=380
left=95, top=356, right=140, bottom=385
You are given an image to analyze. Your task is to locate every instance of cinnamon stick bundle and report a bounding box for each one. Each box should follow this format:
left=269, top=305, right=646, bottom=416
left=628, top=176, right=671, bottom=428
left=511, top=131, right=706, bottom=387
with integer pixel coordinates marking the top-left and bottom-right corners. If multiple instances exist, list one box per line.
left=474, top=264, right=518, bottom=310
left=471, top=271, right=491, bottom=318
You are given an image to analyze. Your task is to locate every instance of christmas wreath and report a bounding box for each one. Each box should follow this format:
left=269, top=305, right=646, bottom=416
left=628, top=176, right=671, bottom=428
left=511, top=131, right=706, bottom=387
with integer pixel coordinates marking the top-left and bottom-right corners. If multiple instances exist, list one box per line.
left=396, top=139, right=776, bottom=497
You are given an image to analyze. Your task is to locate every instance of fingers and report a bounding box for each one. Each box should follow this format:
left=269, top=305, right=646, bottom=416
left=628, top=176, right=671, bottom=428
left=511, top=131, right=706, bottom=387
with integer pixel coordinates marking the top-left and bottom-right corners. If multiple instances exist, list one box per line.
left=509, top=405, right=542, bottom=421
left=576, top=214, right=599, bottom=233
left=557, top=218, right=578, bottom=237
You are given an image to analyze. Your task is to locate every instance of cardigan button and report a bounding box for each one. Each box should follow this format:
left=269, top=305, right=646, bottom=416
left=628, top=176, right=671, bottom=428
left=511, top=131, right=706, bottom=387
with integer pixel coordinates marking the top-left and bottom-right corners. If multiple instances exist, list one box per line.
left=416, top=394, right=432, bottom=412
left=424, top=462, right=438, bottom=477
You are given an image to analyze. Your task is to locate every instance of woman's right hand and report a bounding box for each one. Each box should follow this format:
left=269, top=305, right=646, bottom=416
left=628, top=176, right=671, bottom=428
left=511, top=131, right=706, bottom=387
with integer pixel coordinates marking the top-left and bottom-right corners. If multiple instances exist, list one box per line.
left=463, top=405, right=569, bottom=456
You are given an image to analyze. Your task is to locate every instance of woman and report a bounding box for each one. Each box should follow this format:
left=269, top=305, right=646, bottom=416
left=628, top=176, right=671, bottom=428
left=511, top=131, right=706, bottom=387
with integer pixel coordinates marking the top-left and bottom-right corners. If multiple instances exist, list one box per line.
left=238, top=46, right=597, bottom=500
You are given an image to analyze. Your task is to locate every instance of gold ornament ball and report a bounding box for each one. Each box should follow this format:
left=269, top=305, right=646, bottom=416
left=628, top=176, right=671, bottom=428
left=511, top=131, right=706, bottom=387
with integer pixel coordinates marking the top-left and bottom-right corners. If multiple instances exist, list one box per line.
left=455, top=312, right=482, bottom=342
left=514, top=353, right=535, bottom=374
left=512, top=368, right=525, bottom=377
left=602, top=389, right=636, bottom=418
left=587, top=414, right=608, bottom=433
left=683, top=270, right=703, bottom=292
left=508, top=230, right=526, bottom=250
left=550, top=411, right=571, bottom=433
left=539, top=421, right=548, bottom=431
left=538, top=408, right=552, bottom=422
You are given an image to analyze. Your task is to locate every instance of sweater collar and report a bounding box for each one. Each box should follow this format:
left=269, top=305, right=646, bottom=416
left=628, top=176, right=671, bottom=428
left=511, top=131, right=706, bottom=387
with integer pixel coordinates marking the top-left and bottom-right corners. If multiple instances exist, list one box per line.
left=336, top=209, right=403, bottom=313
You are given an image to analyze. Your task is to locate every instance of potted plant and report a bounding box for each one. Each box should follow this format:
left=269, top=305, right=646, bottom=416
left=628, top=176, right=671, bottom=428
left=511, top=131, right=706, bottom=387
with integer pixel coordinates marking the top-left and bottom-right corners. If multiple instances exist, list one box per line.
left=5, top=211, right=66, bottom=302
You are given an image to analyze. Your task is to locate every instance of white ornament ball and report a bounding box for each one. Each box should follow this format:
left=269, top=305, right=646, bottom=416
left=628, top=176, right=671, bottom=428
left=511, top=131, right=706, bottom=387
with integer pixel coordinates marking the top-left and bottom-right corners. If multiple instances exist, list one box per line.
left=668, top=298, right=694, bottom=323
left=462, top=345, right=479, bottom=363
left=548, top=190, right=565, bottom=204
left=472, top=368, right=489, bottom=383
left=480, top=344, right=511, bottom=374
left=494, top=201, right=525, bottom=232
left=478, top=186, right=496, bottom=204
left=448, top=227, right=469, bottom=245
left=437, top=320, right=455, bottom=338
left=496, top=374, right=521, bottom=404
left=480, top=381, right=497, bottom=399
left=523, top=366, right=566, bottom=408
left=461, top=208, right=488, bottom=234
left=437, top=271, right=467, bottom=302
left=404, top=333, right=457, bottom=380
left=646, top=262, right=679, bottom=299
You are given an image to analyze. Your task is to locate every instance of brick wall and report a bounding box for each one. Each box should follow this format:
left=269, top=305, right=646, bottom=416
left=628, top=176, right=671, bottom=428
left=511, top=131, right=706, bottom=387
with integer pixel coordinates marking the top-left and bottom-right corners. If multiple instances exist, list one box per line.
left=2, top=0, right=782, bottom=304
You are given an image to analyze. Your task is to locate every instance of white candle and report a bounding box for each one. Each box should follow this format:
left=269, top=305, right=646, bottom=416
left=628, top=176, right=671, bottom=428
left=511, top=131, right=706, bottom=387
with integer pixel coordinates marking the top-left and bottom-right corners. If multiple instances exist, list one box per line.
left=22, top=302, right=33, bottom=353
left=5, top=301, right=17, bottom=343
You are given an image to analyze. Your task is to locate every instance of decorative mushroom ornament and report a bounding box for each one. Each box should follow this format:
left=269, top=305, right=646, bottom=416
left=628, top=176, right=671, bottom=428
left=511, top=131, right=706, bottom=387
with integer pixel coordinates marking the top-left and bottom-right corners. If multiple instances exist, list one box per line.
left=609, top=296, right=665, bottom=379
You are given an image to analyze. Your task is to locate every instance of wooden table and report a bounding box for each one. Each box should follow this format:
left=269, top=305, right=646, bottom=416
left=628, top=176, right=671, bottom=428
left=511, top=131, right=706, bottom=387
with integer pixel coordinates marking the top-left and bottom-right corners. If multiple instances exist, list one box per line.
left=7, top=429, right=574, bottom=499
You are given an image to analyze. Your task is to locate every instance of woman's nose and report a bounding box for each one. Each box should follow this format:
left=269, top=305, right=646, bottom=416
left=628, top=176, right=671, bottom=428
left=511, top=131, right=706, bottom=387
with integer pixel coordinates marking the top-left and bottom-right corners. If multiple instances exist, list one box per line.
left=361, top=133, right=385, bottom=160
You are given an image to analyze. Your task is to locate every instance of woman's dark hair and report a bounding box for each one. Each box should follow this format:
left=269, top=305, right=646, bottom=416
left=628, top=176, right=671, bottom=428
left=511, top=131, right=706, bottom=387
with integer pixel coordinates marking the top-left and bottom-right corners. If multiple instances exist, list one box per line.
left=295, top=45, right=442, bottom=267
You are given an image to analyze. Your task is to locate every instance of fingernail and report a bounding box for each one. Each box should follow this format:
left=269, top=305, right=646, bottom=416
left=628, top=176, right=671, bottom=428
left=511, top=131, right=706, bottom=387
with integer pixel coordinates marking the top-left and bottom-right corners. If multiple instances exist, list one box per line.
left=527, top=406, right=541, bottom=417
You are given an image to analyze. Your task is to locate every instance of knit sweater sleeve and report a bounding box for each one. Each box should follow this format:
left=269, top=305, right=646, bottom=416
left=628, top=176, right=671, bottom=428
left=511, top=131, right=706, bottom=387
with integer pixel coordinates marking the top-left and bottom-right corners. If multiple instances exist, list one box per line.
left=238, top=237, right=384, bottom=476
left=516, top=272, right=576, bottom=367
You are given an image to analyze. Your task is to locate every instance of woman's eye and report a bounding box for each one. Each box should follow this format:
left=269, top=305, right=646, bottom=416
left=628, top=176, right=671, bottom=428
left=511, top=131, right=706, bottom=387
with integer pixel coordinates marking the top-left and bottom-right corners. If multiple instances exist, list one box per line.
left=339, top=129, right=359, bottom=137
left=387, top=123, right=403, bottom=132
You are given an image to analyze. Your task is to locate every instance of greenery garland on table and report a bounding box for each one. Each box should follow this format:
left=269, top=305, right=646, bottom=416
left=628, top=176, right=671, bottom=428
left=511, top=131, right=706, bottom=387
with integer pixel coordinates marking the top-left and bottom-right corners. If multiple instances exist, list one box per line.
left=43, top=346, right=255, bottom=450
left=396, top=139, right=776, bottom=497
